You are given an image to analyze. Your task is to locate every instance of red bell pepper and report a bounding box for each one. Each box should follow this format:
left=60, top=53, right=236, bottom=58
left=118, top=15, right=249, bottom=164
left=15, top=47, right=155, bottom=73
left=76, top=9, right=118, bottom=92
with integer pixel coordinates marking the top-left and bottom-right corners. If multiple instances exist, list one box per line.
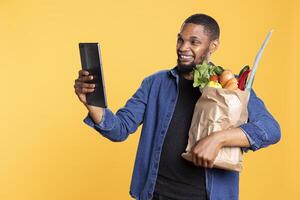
left=238, top=69, right=251, bottom=90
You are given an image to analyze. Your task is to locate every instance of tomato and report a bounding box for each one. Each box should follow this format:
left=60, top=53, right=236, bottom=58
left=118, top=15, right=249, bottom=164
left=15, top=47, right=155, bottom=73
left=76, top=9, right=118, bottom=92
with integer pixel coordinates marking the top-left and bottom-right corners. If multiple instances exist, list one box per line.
left=210, top=75, right=219, bottom=82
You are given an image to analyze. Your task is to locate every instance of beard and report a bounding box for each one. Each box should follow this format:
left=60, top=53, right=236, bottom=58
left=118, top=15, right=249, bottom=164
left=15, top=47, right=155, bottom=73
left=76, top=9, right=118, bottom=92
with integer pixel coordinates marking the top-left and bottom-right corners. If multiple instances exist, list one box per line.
left=176, top=61, right=196, bottom=73
left=176, top=48, right=210, bottom=73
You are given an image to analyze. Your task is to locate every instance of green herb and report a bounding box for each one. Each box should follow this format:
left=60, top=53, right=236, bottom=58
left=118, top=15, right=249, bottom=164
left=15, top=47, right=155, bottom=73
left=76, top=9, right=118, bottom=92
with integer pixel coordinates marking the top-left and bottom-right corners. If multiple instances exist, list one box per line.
left=193, top=61, right=224, bottom=89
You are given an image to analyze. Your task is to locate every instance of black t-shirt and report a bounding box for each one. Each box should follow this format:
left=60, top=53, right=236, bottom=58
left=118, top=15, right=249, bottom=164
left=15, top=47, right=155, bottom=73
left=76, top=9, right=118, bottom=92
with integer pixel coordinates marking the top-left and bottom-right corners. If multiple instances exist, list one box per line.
left=153, top=71, right=207, bottom=200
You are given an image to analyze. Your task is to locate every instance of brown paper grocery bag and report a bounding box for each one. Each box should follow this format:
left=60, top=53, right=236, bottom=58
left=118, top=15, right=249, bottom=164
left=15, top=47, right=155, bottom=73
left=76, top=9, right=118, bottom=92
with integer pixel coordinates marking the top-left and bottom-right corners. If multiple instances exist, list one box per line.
left=181, top=87, right=250, bottom=172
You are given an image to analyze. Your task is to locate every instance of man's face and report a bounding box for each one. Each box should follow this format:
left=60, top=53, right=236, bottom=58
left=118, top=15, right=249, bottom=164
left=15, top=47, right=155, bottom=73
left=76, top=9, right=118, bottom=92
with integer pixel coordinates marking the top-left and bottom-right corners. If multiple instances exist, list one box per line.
left=176, top=23, right=211, bottom=71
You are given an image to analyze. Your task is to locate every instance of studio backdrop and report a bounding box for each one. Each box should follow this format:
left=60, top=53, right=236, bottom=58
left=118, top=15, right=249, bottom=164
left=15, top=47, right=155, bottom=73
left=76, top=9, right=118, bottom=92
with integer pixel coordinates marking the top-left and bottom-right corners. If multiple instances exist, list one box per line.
left=0, top=0, right=299, bottom=199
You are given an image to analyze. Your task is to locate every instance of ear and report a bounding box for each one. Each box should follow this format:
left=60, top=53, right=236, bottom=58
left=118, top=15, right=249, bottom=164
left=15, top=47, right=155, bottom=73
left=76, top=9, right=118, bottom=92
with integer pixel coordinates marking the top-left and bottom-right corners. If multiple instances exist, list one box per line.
left=209, top=39, right=220, bottom=54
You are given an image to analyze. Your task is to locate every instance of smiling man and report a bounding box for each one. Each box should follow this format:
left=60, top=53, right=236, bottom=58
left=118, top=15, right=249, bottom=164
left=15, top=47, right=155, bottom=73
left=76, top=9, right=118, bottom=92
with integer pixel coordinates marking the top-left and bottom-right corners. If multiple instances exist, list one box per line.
left=176, top=17, right=219, bottom=75
left=74, top=14, right=281, bottom=200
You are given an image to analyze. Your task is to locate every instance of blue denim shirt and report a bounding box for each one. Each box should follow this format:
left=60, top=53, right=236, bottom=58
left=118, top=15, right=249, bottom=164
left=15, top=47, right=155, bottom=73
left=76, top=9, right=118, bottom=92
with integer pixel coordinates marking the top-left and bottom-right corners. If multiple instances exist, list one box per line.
left=83, top=67, right=281, bottom=200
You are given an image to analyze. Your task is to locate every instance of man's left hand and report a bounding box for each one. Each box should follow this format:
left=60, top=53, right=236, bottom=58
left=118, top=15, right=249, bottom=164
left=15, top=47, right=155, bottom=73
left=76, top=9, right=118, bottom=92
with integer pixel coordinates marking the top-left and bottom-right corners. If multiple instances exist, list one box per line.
left=190, top=132, right=223, bottom=168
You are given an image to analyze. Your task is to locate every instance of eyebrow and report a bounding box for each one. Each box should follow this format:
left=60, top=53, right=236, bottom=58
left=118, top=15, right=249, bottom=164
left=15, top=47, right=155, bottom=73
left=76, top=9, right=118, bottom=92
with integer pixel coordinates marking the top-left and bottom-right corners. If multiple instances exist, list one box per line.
left=177, top=34, right=201, bottom=40
left=190, top=36, right=200, bottom=40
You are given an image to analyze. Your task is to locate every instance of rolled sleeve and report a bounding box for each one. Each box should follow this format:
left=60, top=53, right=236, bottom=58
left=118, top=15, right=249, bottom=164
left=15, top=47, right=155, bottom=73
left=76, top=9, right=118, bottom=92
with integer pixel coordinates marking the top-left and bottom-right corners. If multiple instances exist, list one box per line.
left=239, top=89, right=281, bottom=152
left=240, top=124, right=260, bottom=152
left=83, top=108, right=115, bottom=131
left=239, top=127, right=255, bottom=152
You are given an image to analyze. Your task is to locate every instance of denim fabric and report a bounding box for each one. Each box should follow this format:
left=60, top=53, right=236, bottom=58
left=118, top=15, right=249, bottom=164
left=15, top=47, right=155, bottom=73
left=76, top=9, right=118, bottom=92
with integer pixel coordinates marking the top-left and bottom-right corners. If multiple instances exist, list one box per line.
left=83, top=67, right=281, bottom=200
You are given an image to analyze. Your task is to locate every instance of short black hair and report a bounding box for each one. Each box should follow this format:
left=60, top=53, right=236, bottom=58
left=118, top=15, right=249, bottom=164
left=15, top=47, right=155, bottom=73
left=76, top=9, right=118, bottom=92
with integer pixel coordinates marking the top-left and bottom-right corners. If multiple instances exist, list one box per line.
left=184, top=14, right=220, bottom=41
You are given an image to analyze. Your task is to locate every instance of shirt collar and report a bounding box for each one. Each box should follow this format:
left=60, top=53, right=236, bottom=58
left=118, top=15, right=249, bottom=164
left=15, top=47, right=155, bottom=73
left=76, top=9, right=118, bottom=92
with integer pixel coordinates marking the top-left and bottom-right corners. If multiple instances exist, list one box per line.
left=169, top=66, right=179, bottom=78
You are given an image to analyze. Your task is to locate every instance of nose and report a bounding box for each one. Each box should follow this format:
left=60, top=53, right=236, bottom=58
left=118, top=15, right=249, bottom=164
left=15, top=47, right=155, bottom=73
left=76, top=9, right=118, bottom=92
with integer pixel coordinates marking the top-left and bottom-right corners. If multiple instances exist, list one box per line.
left=178, top=41, right=190, bottom=52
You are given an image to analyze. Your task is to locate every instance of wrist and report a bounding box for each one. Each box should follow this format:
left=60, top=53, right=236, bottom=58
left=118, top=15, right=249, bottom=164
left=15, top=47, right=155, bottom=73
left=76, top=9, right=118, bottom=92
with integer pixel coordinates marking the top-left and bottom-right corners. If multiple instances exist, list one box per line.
left=85, top=105, right=104, bottom=124
left=211, top=131, right=227, bottom=148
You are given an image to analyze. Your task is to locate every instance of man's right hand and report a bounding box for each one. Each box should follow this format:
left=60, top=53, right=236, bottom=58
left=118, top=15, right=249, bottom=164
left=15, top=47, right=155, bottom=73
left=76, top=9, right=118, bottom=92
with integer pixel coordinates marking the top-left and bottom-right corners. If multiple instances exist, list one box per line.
left=74, top=70, right=95, bottom=104
left=74, top=69, right=104, bottom=124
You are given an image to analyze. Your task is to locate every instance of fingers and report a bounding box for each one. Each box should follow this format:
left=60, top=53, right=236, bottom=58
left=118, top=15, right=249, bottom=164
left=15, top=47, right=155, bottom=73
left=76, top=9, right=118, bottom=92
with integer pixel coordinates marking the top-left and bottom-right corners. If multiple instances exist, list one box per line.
left=203, top=159, right=209, bottom=168
left=79, top=75, right=93, bottom=82
left=78, top=69, right=94, bottom=82
left=74, top=86, right=95, bottom=94
left=74, top=80, right=95, bottom=89
left=78, top=69, right=89, bottom=76
left=74, top=69, right=96, bottom=94
left=74, top=84, right=95, bottom=94
left=191, top=150, right=214, bottom=168
left=192, top=149, right=202, bottom=167
left=192, top=153, right=197, bottom=166
left=208, top=160, right=214, bottom=168
left=196, top=156, right=203, bottom=167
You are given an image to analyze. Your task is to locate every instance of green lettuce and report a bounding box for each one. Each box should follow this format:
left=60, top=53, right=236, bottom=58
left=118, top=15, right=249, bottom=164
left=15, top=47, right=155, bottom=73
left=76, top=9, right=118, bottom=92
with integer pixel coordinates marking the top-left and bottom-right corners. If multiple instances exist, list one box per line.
left=193, top=61, right=224, bottom=89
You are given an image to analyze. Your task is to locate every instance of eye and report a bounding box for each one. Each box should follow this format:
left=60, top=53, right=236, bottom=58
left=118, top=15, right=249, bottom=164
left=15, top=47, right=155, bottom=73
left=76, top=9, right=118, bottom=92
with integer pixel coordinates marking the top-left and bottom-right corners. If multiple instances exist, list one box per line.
left=177, top=37, right=183, bottom=43
left=191, top=40, right=201, bottom=45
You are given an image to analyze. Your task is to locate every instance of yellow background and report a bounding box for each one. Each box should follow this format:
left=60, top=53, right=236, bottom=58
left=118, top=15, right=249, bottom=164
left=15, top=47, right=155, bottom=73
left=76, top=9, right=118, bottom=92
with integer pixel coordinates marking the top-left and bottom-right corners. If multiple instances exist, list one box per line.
left=0, top=0, right=299, bottom=199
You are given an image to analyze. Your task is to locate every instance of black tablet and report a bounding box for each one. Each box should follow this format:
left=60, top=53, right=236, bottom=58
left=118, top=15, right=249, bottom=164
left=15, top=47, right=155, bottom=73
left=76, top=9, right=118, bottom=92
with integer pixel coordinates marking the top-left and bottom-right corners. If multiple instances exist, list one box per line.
left=79, top=43, right=107, bottom=108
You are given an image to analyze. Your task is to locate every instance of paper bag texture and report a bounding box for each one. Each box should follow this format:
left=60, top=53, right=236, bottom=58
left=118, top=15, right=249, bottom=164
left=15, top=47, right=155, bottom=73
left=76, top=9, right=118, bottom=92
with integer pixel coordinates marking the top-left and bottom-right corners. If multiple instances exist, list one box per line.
left=182, top=87, right=250, bottom=172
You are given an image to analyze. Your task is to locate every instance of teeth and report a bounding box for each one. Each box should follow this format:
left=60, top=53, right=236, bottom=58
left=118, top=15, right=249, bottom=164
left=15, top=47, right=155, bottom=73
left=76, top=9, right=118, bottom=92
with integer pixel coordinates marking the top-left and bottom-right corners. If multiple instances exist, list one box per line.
left=180, top=55, right=192, bottom=59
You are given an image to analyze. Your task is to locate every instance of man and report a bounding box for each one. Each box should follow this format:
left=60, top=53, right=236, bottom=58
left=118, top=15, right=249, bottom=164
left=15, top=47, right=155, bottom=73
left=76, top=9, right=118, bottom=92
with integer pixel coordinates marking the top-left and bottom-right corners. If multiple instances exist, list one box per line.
left=74, top=14, right=281, bottom=200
